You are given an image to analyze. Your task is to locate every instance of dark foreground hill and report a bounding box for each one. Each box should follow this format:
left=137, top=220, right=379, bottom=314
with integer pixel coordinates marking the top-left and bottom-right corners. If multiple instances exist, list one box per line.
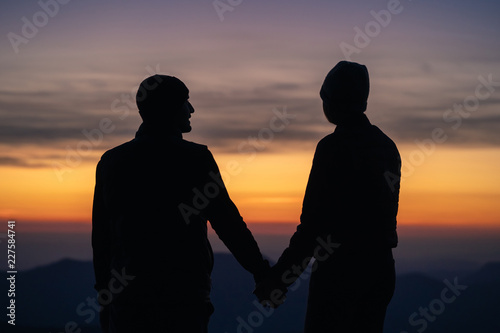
left=1, top=255, right=499, bottom=333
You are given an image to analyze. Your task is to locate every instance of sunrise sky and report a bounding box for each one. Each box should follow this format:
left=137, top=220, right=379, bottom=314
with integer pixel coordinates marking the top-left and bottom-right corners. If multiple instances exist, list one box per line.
left=1, top=0, right=500, bottom=232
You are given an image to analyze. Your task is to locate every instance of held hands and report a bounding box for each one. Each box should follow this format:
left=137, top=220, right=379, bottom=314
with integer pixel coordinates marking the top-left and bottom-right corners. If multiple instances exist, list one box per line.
left=253, top=263, right=288, bottom=309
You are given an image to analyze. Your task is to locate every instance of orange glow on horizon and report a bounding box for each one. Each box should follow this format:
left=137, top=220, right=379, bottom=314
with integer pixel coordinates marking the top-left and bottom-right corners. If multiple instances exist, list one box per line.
left=1, top=146, right=499, bottom=230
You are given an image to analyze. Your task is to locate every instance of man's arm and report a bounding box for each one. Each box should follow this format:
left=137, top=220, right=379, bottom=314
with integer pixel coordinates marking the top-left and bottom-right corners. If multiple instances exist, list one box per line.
left=253, top=140, right=337, bottom=307
left=202, top=149, right=269, bottom=282
left=271, top=139, right=336, bottom=287
left=92, top=160, right=112, bottom=294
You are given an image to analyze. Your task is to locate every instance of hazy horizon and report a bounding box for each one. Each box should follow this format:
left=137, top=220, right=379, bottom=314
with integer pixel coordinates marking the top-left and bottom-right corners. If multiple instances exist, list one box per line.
left=2, top=222, right=499, bottom=277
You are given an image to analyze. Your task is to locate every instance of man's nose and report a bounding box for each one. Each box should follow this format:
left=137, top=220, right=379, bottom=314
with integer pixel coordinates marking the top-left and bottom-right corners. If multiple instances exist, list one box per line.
left=187, top=101, right=194, bottom=113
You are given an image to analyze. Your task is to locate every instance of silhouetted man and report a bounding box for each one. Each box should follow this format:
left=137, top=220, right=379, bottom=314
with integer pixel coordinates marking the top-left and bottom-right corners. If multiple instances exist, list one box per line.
left=92, top=75, right=270, bottom=333
left=255, top=61, right=401, bottom=332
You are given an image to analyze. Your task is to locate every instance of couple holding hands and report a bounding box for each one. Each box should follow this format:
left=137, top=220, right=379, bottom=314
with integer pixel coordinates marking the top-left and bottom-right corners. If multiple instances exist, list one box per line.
left=92, top=61, right=401, bottom=333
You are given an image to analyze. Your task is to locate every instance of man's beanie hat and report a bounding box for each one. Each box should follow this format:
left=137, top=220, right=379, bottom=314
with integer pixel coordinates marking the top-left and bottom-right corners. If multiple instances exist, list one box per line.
left=320, top=61, right=370, bottom=113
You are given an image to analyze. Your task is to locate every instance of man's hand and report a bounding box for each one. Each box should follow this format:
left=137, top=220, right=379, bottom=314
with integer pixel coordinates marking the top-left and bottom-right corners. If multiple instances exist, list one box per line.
left=99, top=305, right=110, bottom=333
left=253, top=275, right=287, bottom=309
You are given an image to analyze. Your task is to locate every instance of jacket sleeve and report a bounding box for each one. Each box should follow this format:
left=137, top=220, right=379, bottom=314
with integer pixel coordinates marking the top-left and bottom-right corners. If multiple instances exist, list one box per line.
left=272, top=139, right=338, bottom=286
left=92, top=160, right=112, bottom=295
left=202, top=149, right=269, bottom=282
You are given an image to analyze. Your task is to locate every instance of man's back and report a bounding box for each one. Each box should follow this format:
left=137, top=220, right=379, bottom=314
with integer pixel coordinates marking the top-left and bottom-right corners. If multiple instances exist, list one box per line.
left=93, top=125, right=216, bottom=300
left=303, top=114, right=401, bottom=248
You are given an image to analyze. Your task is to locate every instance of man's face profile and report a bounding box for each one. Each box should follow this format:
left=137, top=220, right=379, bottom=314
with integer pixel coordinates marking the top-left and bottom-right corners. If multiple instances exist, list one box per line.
left=177, top=100, right=195, bottom=133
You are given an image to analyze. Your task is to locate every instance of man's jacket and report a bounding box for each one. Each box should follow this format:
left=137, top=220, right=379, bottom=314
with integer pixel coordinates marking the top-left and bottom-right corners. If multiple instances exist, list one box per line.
left=92, top=123, right=268, bottom=302
left=273, top=114, right=401, bottom=283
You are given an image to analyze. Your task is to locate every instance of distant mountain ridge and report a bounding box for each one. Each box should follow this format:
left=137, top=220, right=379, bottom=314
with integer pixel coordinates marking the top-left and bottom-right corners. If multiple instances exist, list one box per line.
left=1, top=255, right=499, bottom=333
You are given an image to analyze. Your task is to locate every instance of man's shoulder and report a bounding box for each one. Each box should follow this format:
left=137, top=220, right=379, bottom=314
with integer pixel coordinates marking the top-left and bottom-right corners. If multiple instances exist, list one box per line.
left=178, top=139, right=209, bottom=152
left=100, top=139, right=138, bottom=161
left=100, top=138, right=210, bottom=162
left=173, top=139, right=212, bottom=161
left=369, top=125, right=399, bottom=149
left=317, top=132, right=341, bottom=148
left=316, top=125, right=399, bottom=152
left=311, top=133, right=344, bottom=159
